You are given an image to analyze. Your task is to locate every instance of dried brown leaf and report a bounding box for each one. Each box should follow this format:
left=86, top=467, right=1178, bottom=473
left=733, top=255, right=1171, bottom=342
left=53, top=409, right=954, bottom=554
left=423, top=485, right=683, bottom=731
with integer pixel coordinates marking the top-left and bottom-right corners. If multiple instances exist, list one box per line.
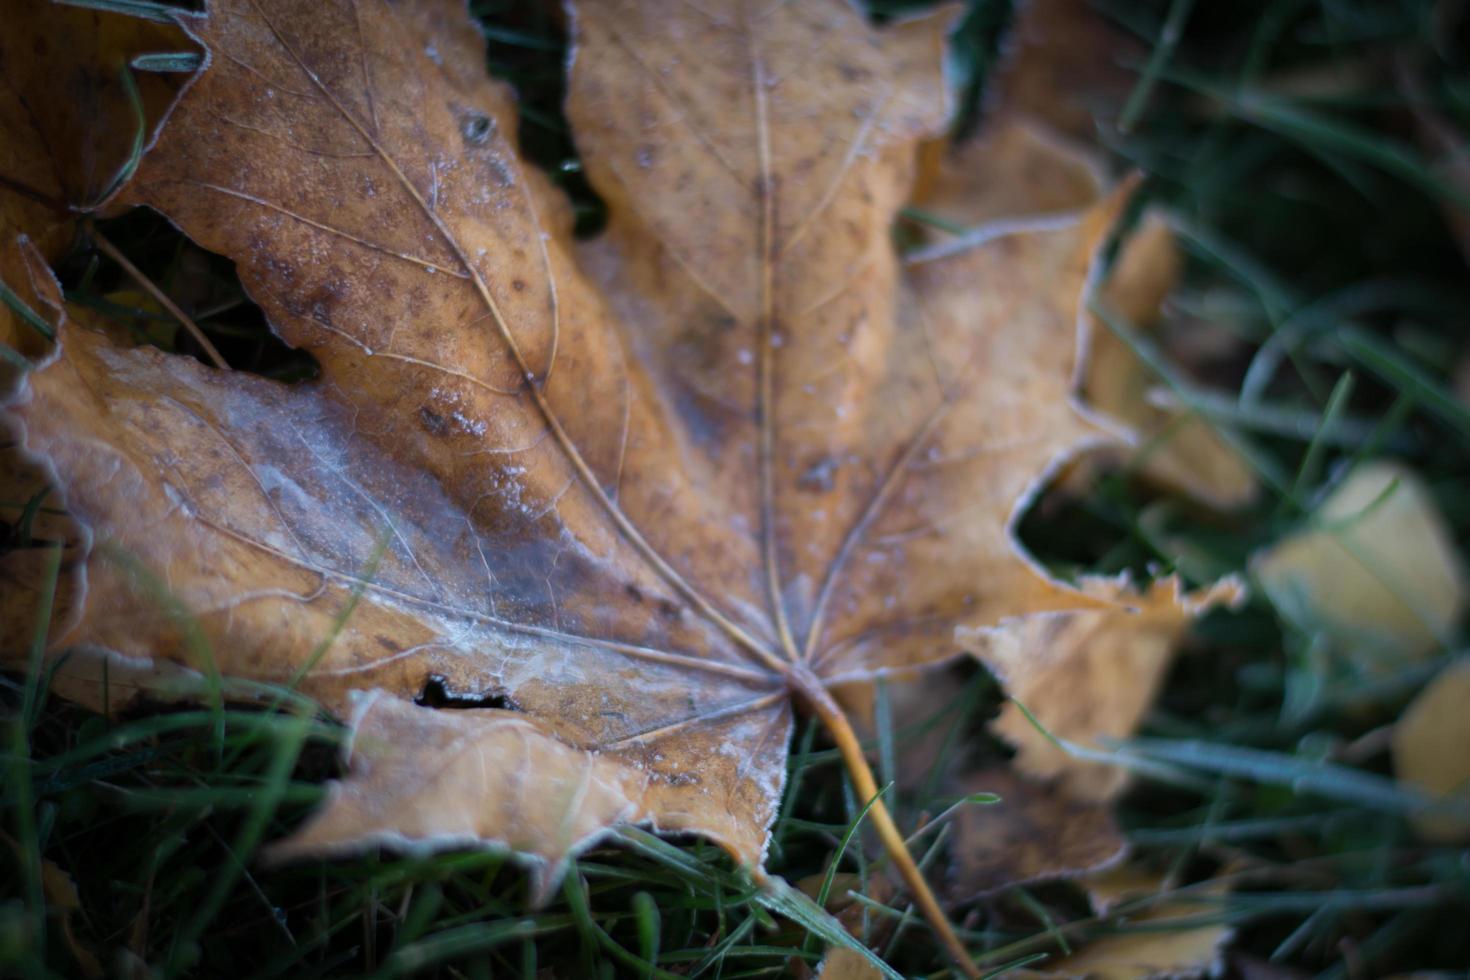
left=949, top=766, right=1125, bottom=897
left=830, top=576, right=1242, bottom=899
left=908, top=3, right=1255, bottom=508
left=0, top=7, right=192, bottom=633
left=1017, top=869, right=1232, bottom=980
left=853, top=578, right=1237, bottom=900
left=0, top=260, right=82, bottom=662
left=911, top=116, right=1104, bottom=232
left=1083, top=215, right=1256, bottom=509
left=965, top=577, right=1244, bottom=803
left=989, top=0, right=1140, bottom=142
left=1, top=0, right=1170, bottom=953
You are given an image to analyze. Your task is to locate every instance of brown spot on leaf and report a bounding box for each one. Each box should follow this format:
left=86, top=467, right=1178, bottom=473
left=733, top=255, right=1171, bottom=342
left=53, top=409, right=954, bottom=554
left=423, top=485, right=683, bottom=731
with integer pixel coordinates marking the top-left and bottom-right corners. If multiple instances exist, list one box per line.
left=418, top=406, right=449, bottom=437
left=459, top=111, right=495, bottom=146
left=798, top=455, right=837, bottom=493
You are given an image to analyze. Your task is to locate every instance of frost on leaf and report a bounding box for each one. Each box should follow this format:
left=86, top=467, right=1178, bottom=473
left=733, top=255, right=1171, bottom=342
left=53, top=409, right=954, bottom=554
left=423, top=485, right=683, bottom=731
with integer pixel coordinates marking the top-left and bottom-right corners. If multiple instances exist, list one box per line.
left=2, top=0, right=1160, bottom=901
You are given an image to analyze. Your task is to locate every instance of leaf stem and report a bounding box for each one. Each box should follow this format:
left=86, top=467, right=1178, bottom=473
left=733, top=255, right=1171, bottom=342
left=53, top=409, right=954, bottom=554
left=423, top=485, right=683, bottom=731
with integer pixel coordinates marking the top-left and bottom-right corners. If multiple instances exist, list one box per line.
left=789, top=666, right=979, bottom=977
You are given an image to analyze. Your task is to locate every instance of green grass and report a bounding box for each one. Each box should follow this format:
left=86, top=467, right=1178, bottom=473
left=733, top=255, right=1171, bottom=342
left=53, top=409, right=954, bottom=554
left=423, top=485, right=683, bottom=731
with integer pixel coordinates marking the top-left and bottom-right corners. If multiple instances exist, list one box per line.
left=5, top=0, right=1470, bottom=977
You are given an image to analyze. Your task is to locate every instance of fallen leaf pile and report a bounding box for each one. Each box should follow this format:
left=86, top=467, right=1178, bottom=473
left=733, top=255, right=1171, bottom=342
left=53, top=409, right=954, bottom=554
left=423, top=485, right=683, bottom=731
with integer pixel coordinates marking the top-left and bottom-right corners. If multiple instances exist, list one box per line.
left=1, top=0, right=1242, bottom=971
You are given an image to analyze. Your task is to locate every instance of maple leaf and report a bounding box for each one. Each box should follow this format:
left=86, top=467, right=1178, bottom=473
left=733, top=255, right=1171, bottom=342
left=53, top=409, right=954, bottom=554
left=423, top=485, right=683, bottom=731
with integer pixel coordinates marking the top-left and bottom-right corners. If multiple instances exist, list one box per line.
left=829, top=579, right=1239, bottom=899
left=0, top=0, right=1156, bottom=968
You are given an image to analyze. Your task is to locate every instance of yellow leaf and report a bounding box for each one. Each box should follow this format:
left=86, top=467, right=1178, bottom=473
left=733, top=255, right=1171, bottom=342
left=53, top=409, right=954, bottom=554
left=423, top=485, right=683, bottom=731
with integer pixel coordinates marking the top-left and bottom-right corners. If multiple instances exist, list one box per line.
left=950, top=767, right=1125, bottom=897
left=1254, top=462, right=1467, bottom=668
left=1392, top=658, right=1470, bottom=842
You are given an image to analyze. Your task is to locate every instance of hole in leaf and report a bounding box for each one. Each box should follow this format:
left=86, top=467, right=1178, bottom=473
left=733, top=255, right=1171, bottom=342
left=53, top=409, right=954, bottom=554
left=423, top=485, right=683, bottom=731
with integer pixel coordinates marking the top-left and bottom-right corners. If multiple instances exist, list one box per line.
left=479, top=5, right=607, bottom=235
left=56, top=208, right=320, bottom=382
left=868, top=0, right=1017, bottom=139
left=415, top=674, right=519, bottom=712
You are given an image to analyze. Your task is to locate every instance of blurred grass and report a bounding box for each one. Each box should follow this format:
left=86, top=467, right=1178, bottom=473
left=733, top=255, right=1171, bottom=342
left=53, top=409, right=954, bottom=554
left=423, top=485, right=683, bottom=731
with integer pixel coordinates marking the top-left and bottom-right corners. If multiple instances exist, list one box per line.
left=5, top=0, right=1470, bottom=977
